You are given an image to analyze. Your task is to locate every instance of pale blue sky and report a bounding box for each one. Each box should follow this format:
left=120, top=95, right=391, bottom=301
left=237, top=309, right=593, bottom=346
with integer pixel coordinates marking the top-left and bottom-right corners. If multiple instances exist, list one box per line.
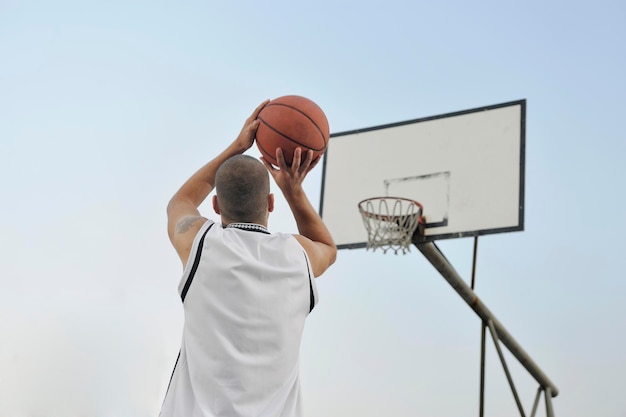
left=1, top=0, right=625, bottom=416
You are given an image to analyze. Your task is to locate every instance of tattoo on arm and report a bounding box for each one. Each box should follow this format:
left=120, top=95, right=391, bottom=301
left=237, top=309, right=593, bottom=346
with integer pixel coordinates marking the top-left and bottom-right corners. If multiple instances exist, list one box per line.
left=176, top=216, right=202, bottom=234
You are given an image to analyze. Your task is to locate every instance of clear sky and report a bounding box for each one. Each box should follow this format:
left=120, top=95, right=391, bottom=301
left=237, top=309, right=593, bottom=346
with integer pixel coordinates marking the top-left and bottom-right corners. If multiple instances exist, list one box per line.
left=1, top=0, right=625, bottom=416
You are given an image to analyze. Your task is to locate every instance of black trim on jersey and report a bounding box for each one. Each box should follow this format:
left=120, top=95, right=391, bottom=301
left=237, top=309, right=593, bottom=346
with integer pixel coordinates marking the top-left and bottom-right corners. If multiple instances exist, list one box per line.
left=163, top=223, right=213, bottom=406
left=162, top=349, right=181, bottom=406
left=303, top=252, right=315, bottom=313
left=225, top=223, right=271, bottom=234
left=181, top=223, right=214, bottom=302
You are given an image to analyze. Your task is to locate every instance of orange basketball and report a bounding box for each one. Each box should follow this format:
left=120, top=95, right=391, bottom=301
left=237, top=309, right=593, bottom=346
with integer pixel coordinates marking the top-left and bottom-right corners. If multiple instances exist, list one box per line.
left=256, top=95, right=330, bottom=166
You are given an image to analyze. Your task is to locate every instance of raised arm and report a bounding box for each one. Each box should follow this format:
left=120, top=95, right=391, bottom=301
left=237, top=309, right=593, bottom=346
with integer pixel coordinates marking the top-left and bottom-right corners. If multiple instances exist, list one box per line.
left=262, top=147, right=337, bottom=277
left=167, top=100, right=268, bottom=266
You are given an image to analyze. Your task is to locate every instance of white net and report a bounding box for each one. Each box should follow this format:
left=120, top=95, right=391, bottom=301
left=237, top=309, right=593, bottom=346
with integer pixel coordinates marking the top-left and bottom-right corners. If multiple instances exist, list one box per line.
left=358, top=197, right=423, bottom=254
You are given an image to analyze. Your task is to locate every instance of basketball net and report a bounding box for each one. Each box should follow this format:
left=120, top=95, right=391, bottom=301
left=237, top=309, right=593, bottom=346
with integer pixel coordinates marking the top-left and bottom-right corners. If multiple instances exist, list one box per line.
left=358, top=197, right=424, bottom=255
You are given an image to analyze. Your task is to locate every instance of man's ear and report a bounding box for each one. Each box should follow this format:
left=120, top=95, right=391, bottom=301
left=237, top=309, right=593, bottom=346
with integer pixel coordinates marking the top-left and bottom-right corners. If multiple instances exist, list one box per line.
left=268, top=193, right=275, bottom=213
left=212, top=195, right=221, bottom=214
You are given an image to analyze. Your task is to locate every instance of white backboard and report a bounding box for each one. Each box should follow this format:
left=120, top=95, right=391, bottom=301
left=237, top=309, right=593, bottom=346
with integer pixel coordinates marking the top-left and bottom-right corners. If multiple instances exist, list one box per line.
left=320, top=100, right=525, bottom=248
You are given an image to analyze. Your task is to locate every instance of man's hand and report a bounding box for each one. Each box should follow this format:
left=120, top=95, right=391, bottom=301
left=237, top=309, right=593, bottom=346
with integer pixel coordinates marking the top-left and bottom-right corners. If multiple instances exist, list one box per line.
left=167, top=100, right=269, bottom=267
left=234, top=99, right=270, bottom=152
left=261, top=147, right=320, bottom=196
left=262, top=147, right=335, bottom=277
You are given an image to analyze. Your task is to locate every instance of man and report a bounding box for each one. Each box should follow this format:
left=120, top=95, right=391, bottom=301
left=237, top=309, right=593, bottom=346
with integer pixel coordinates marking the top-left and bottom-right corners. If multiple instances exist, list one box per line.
left=160, top=100, right=337, bottom=417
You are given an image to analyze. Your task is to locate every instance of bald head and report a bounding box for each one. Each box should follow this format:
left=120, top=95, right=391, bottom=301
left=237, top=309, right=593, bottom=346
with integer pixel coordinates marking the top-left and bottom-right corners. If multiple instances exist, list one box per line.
left=214, top=155, right=271, bottom=224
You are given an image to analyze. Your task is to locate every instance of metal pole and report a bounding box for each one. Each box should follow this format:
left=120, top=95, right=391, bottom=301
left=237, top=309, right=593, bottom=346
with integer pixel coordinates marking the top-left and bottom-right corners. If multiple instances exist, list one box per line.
left=479, top=321, right=486, bottom=417
left=487, top=320, right=526, bottom=417
left=471, top=236, right=479, bottom=289
left=415, top=241, right=559, bottom=397
left=530, top=387, right=542, bottom=417
left=545, top=387, right=555, bottom=417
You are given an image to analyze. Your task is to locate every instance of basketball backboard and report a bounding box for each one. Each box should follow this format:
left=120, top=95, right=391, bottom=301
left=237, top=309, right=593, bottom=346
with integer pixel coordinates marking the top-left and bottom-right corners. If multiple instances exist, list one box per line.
left=319, top=100, right=525, bottom=248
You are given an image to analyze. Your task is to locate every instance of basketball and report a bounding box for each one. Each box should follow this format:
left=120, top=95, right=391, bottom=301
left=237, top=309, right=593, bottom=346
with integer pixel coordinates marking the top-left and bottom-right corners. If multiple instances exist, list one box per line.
left=256, top=95, right=330, bottom=166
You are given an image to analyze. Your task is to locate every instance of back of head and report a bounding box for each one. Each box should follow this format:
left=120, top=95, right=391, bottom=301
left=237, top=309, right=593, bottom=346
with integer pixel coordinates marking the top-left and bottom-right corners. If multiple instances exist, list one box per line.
left=215, top=155, right=270, bottom=224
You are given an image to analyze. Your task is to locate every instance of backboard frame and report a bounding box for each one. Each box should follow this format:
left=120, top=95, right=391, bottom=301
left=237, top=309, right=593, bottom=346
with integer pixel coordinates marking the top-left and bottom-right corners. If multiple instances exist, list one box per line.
left=319, top=99, right=526, bottom=249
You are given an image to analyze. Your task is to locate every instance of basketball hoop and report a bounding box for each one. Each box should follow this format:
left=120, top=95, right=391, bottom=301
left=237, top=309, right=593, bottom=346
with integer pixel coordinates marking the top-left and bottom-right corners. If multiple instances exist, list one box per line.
left=358, top=197, right=425, bottom=254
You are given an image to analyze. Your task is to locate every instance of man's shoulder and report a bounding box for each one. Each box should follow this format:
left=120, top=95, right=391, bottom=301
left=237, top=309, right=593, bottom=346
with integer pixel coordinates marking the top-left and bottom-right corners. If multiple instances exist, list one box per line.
left=170, top=216, right=213, bottom=266
left=176, top=216, right=212, bottom=234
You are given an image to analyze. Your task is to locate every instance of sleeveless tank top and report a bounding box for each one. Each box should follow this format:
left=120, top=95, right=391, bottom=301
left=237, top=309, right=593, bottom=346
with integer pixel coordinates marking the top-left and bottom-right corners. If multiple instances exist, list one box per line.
left=160, top=220, right=318, bottom=417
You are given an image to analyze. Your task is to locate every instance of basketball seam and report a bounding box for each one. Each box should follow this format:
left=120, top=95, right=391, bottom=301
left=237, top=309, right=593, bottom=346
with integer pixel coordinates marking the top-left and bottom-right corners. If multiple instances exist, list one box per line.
left=257, top=117, right=326, bottom=152
left=260, top=103, right=328, bottom=149
left=256, top=138, right=277, bottom=164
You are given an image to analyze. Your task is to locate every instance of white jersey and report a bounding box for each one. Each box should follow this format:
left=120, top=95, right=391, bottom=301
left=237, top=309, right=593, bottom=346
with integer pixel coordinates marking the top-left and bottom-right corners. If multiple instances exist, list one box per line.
left=160, top=220, right=318, bottom=417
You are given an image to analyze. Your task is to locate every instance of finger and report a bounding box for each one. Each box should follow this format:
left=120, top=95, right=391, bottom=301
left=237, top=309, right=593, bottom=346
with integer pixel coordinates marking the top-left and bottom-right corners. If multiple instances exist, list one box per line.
left=296, top=149, right=312, bottom=174
left=301, top=149, right=314, bottom=172
left=249, top=119, right=260, bottom=134
left=276, top=148, right=289, bottom=171
left=306, top=154, right=321, bottom=172
left=291, top=148, right=302, bottom=172
left=250, top=99, right=270, bottom=120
